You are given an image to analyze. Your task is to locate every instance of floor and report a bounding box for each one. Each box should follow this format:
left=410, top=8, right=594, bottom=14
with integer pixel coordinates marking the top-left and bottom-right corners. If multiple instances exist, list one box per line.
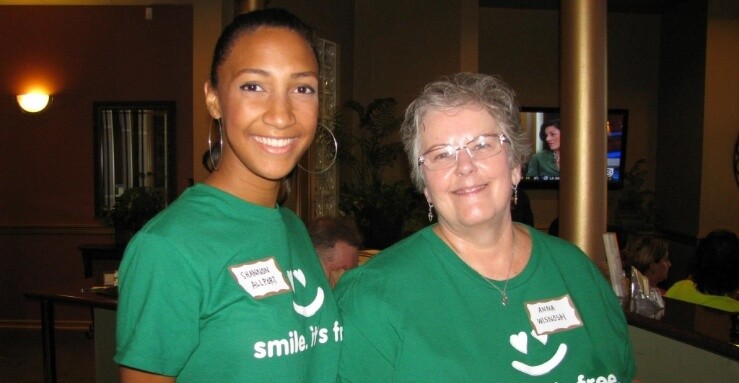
left=0, top=327, right=95, bottom=383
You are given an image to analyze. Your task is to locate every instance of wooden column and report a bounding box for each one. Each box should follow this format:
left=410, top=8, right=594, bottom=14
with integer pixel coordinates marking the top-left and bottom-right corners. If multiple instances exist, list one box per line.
left=238, top=0, right=264, bottom=14
left=559, top=0, right=608, bottom=270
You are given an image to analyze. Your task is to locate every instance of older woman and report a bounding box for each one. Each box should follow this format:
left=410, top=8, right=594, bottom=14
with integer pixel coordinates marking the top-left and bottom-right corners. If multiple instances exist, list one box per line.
left=335, top=73, right=635, bottom=382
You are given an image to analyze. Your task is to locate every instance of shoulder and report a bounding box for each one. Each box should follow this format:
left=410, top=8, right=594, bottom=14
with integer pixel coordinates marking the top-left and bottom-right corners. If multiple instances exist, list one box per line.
left=528, top=227, right=604, bottom=279
left=367, top=228, right=435, bottom=271
left=665, top=280, right=696, bottom=296
left=529, top=227, right=587, bottom=259
left=143, top=185, right=216, bottom=229
left=335, top=229, right=432, bottom=299
left=278, top=206, right=307, bottom=230
left=532, top=151, right=550, bottom=160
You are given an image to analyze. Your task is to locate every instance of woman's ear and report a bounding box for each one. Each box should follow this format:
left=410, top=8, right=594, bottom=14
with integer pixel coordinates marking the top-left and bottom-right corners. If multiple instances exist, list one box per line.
left=204, top=81, right=221, bottom=119
left=511, top=164, right=522, bottom=186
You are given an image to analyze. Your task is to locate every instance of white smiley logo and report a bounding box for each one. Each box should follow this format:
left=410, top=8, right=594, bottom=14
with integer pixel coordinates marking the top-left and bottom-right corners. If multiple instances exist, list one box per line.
left=287, top=269, right=324, bottom=317
left=509, top=330, right=568, bottom=376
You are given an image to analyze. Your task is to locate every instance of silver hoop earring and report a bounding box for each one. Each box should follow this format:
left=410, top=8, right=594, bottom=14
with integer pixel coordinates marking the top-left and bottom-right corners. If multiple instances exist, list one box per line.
left=298, top=123, right=338, bottom=174
left=512, top=184, right=519, bottom=206
left=428, top=202, right=434, bottom=222
left=207, top=118, right=223, bottom=171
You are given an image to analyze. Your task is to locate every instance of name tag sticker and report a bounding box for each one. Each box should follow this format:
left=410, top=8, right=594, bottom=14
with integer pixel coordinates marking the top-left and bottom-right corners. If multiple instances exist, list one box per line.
left=525, top=294, right=583, bottom=336
left=229, top=257, right=292, bottom=299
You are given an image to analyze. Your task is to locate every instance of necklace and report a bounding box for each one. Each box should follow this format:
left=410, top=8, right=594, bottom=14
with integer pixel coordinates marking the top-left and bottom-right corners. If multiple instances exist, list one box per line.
left=437, top=227, right=517, bottom=306
left=486, top=228, right=516, bottom=305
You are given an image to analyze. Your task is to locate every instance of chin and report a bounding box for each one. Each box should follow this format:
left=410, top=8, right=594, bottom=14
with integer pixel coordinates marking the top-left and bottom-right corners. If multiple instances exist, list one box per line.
left=455, top=211, right=496, bottom=227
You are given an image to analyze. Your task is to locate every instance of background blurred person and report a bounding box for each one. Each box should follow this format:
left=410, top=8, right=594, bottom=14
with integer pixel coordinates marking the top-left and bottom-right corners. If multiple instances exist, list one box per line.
left=309, top=216, right=363, bottom=288
left=623, top=235, right=671, bottom=294
left=666, top=229, right=739, bottom=312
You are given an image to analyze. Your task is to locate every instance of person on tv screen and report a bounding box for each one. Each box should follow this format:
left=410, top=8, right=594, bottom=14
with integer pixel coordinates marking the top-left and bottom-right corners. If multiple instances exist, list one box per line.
left=526, top=119, right=560, bottom=180
left=334, top=73, right=636, bottom=382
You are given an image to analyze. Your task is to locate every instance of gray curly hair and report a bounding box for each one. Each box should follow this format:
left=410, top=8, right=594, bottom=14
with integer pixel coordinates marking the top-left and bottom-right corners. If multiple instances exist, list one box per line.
left=400, top=72, right=532, bottom=191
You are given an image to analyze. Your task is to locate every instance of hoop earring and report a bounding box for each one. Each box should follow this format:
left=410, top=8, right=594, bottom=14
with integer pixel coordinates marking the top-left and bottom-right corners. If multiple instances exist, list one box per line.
left=298, top=124, right=338, bottom=174
left=512, top=184, right=519, bottom=206
left=428, top=202, right=434, bottom=222
left=207, top=118, right=223, bottom=171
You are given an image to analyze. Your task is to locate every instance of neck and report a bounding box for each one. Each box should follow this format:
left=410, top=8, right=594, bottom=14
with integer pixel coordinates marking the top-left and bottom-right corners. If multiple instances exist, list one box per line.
left=204, top=166, right=280, bottom=207
left=435, top=221, right=518, bottom=280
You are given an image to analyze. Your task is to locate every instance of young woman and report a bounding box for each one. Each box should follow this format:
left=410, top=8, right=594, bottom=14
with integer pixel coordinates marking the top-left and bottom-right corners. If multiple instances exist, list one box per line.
left=115, top=9, right=342, bottom=382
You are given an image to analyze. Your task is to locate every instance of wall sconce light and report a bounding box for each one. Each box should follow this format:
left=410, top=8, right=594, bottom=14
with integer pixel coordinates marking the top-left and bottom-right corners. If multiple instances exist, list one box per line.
left=17, top=92, right=51, bottom=113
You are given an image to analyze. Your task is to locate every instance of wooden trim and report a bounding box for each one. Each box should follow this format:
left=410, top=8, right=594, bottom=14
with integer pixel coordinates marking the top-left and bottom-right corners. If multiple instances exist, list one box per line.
left=0, top=319, right=91, bottom=331
left=0, top=226, right=114, bottom=235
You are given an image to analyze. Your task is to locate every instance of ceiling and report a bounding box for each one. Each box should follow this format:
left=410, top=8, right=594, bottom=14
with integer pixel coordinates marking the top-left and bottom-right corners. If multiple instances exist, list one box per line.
left=479, top=0, right=690, bottom=14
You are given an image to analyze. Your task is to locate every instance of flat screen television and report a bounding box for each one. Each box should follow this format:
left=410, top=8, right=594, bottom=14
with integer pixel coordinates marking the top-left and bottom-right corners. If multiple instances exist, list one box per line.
left=519, top=107, right=629, bottom=190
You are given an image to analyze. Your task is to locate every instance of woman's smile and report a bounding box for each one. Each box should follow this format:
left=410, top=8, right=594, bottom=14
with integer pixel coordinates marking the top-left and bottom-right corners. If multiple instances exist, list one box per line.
left=451, top=183, right=488, bottom=196
left=252, top=135, right=299, bottom=154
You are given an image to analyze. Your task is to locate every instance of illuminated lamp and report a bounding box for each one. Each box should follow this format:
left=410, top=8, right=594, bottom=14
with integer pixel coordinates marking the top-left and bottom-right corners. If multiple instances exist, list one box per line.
left=17, top=92, right=51, bottom=113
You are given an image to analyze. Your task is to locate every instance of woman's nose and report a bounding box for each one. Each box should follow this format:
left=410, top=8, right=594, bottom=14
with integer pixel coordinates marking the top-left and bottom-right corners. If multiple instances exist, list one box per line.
left=455, top=148, right=478, bottom=174
left=262, top=93, right=296, bottom=129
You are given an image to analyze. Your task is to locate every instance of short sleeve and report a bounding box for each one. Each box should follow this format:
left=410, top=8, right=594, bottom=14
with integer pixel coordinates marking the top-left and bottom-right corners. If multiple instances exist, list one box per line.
left=335, top=268, right=400, bottom=382
left=115, top=232, right=202, bottom=376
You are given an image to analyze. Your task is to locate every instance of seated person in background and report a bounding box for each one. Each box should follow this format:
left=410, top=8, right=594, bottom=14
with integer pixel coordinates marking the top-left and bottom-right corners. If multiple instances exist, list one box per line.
left=623, top=235, right=671, bottom=295
left=525, top=119, right=561, bottom=179
left=309, top=216, right=363, bottom=288
left=666, top=229, right=739, bottom=312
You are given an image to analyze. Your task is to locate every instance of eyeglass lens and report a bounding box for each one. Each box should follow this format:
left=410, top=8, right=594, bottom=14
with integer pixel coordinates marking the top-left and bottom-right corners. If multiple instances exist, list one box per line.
left=419, top=134, right=506, bottom=170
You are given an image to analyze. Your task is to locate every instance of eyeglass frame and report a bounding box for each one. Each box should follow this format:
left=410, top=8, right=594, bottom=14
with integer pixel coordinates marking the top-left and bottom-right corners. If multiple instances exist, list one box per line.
left=418, top=133, right=509, bottom=170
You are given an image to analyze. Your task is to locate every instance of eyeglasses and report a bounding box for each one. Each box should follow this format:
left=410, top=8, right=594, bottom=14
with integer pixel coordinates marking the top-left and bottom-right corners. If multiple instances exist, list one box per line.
left=418, top=133, right=509, bottom=171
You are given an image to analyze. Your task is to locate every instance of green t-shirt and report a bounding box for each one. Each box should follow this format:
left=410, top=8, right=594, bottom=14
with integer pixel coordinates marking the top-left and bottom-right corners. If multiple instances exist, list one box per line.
left=335, top=225, right=635, bottom=382
left=115, top=184, right=342, bottom=382
left=665, top=280, right=739, bottom=313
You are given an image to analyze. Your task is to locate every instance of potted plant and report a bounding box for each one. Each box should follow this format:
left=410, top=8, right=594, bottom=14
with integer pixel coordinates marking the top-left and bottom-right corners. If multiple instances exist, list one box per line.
left=109, top=186, right=165, bottom=245
left=336, top=98, right=426, bottom=249
left=615, top=159, right=660, bottom=235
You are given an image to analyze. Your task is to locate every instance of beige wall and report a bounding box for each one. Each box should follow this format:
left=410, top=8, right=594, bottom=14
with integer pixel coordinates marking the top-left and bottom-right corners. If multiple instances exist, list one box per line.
left=700, top=8, right=739, bottom=235
left=629, top=325, right=739, bottom=382
left=353, top=0, right=472, bottom=109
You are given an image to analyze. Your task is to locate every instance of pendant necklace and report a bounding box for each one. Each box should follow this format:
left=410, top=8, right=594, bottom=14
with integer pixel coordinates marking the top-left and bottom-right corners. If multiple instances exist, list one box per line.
left=485, top=228, right=516, bottom=306
left=438, top=227, right=517, bottom=306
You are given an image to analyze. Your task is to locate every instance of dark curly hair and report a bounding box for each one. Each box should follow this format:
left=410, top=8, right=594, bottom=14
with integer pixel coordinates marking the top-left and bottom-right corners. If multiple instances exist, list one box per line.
left=538, top=119, right=560, bottom=151
left=691, top=229, right=739, bottom=296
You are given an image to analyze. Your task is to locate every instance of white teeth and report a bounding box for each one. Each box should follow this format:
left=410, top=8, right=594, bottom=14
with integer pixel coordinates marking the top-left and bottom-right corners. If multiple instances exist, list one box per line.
left=254, top=136, right=293, bottom=148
